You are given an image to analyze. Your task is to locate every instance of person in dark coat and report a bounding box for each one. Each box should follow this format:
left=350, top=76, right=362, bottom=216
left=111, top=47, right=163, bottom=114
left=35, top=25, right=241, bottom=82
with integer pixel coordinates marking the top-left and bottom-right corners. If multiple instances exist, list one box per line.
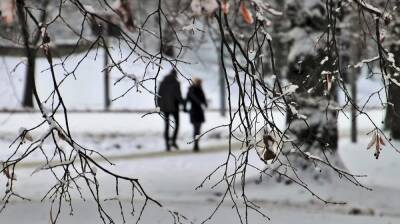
left=184, top=78, right=207, bottom=152
left=157, top=70, right=183, bottom=151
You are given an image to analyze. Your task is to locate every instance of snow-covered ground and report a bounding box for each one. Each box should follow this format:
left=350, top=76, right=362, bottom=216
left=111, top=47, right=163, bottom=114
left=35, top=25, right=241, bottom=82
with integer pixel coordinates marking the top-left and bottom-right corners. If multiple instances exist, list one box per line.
left=0, top=111, right=233, bottom=161
left=0, top=108, right=387, bottom=162
left=0, top=138, right=399, bottom=224
left=0, top=110, right=399, bottom=223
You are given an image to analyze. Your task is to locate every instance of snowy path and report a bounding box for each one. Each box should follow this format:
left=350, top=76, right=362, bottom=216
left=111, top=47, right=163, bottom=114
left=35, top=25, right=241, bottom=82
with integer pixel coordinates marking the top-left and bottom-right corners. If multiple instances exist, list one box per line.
left=0, top=109, right=386, bottom=162
left=14, top=141, right=243, bottom=168
left=1, top=141, right=400, bottom=224
left=2, top=199, right=399, bottom=224
left=0, top=109, right=386, bottom=137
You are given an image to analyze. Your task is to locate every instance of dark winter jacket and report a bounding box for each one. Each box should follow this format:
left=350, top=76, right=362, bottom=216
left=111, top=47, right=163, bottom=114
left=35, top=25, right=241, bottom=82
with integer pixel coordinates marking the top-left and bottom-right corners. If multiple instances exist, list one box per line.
left=185, top=85, right=207, bottom=123
left=157, top=73, right=183, bottom=113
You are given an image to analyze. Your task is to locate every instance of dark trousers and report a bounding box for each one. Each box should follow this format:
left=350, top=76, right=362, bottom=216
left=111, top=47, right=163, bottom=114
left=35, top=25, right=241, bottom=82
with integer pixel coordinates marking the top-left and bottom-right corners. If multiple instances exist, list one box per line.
left=193, top=122, right=201, bottom=151
left=163, top=112, right=179, bottom=150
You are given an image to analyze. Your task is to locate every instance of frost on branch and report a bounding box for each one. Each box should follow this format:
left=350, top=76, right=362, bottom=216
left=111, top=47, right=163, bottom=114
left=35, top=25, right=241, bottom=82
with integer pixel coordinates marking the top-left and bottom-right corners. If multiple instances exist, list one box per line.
left=18, top=127, right=33, bottom=142
left=252, top=0, right=282, bottom=26
left=353, top=0, right=382, bottom=16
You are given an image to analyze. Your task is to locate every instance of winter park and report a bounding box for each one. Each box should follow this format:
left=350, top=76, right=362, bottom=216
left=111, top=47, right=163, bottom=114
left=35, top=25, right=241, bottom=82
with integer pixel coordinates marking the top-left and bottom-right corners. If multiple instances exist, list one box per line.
left=1, top=0, right=400, bottom=223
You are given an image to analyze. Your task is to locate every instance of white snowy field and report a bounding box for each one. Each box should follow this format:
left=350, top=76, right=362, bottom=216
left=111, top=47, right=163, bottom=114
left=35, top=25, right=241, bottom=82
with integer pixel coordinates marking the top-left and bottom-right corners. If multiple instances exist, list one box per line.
left=0, top=138, right=399, bottom=224
left=0, top=40, right=385, bottom=112
left=0, top=40, right=232, bottom=111
left=0, top=108, right=388, bottom=161
left=0, top=111, right=236, bottom=162
left=0, top=110, right=399, bottom=223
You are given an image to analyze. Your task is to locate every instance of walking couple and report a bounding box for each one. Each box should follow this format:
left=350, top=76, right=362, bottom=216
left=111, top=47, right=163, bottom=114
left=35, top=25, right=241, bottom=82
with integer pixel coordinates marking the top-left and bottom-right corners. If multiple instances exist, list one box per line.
left=157, top=70, right=207, bottom=152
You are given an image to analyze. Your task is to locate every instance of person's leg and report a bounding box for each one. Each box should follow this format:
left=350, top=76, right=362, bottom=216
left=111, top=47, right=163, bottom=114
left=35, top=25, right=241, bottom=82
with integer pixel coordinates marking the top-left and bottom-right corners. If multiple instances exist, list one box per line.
left=163, top=112, right=170, bottom=151
left=193, top=122, right=201, bottom=151
left=171, top=112, right=180, bottom=149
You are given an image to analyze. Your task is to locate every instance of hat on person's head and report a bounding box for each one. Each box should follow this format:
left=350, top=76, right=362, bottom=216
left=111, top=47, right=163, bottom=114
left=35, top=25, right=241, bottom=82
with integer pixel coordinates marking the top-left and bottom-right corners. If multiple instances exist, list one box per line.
left=192, top=77, right=202, bottom=86
left=169, top=69, right=177, bottom=76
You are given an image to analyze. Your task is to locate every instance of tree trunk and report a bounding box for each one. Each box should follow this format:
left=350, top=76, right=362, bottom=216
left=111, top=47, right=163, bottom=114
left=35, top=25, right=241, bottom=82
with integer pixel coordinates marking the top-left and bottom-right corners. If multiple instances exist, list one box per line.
left=160, top=0, right=179, bottom=58
left=343, top=29, right=360, bottom=143
left=217, top=41, right=226, bottom=116
left=350, top=67, right=358, bottom=142
left=22, top=50, right=36, bottom=108
left=161, top=27, right=175, bottom=57
left=19, top=0, right=49, bottom=108
left=386, top=45, right=400, bottom=139
left=103, top=39, right=111, bottom=110
left=387, top=83, right=400, bottom=139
